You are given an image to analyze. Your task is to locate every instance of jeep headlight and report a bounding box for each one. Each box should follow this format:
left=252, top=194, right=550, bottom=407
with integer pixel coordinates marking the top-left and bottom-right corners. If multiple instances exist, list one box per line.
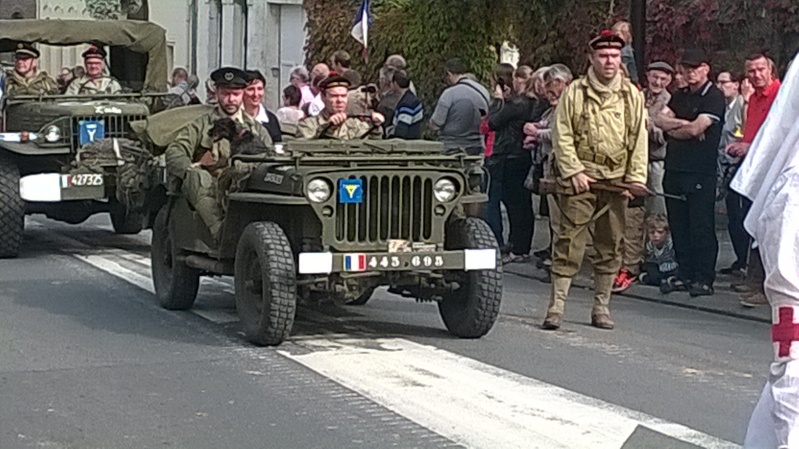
left=434, top=178, right=458, bottom=203
left=43, top=125, right=61, bottom=143
left=307, top=178, right=332, bottom=203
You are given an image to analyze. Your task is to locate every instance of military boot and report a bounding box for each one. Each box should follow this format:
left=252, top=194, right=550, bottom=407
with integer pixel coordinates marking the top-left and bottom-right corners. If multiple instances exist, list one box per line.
left=591, top=273, right=615, bottom=330
left=195, top=197, right=224, bottom=243
left=543, top=275, right=572, bottom=330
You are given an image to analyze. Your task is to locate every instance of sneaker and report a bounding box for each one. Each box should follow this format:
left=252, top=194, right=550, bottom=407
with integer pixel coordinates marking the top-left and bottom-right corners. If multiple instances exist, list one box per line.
left=689, top=283, right=715, bottom=297
left=740, top=292, right=769, bottom=308
left=732, top=283, right=755, bottom=293
left=533, top=249, right=551, bottom=260
left=502, top=253, right=529, bottom=265
left=611, top=269, right=636, bottom=293
left=720, top=265, right=747, bottom=277
left=638, top=272, right=650, bottom=285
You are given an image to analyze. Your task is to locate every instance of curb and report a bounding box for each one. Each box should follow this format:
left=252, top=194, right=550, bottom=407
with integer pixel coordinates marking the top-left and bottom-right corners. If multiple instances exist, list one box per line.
left=505, top=269, right=771, bottom=325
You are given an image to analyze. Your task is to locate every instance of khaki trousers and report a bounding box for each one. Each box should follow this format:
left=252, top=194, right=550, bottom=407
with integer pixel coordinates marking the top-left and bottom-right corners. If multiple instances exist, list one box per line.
left=183, top=167, right=223, bottom=239
left=621, top=206, right=646, bottom=275
left=551, top=190, right=628, bottom=278
left=547, top=190, right=627, bottom=317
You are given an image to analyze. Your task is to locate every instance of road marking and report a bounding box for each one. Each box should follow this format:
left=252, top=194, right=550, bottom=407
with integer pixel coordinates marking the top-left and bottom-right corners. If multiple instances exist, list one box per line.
left=32, top=222, right=742, bottom=449
left=280, top=337, right=740, bottom=449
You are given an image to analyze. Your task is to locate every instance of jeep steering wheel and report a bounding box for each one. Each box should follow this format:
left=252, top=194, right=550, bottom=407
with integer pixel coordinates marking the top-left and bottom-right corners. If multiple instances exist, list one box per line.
left=317, top=114, right=380, bottom=140
left=76, top=76, right=117, bottom=94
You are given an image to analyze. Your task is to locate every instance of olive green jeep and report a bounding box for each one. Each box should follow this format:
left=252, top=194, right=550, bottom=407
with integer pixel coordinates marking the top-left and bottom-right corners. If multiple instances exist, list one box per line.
left=150, top=138, right=503, bottom=346
left=0, top=19, right=174, bottom=258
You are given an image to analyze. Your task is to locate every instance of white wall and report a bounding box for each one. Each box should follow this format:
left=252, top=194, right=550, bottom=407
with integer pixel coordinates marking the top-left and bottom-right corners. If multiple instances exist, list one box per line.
left=149, top=0, right=191, bottom=77
left=36, top=0, right=191, bottom=83
left=194, top=0, right=307, bottom=109
left=38, top=0, right=93, bottom=77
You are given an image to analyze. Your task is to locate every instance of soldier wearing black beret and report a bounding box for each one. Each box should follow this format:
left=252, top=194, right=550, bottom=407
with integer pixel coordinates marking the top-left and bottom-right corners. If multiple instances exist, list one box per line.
left=5, top=42, right=58, bottom=96
left=164, top=66, right=273, bottom=242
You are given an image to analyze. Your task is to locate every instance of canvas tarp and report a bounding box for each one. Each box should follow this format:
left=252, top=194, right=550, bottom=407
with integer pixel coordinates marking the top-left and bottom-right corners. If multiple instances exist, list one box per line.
left=130, top=104, right=214, bottom=153
left=0, top=19, right=168, bottom=92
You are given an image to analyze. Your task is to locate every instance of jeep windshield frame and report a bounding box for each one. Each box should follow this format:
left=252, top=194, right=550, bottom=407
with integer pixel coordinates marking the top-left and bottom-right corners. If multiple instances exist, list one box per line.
left=0, top=19, right=168, bottom=92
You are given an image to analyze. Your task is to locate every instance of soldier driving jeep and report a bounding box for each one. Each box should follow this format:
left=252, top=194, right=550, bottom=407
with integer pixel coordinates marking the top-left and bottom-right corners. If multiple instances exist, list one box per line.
left=164, top=67, right=272, bottom=242
left=296, top=72, right=385, bottom=140
left=64, top=45, right=122, bottom=95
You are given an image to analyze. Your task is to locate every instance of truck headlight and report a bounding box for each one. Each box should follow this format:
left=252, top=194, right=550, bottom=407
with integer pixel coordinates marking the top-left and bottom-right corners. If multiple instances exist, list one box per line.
left=43, top=125, right=61, bottom=143
left=434, top=178, right=458, bottom=203
left=307, top=178, right=332, bottom=203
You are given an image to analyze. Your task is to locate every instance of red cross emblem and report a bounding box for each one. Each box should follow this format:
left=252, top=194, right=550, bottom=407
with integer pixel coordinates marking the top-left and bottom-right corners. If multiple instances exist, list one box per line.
left=773, top=307, right=799, bottom=358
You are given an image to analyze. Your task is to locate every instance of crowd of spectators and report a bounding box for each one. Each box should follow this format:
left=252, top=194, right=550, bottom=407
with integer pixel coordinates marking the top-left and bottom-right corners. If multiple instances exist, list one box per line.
left=191, top=35, right=780, bottom=305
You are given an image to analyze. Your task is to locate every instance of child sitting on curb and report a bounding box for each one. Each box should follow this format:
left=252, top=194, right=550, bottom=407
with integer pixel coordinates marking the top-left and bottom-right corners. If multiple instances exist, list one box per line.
left=639, top=215, right=683, bottom=294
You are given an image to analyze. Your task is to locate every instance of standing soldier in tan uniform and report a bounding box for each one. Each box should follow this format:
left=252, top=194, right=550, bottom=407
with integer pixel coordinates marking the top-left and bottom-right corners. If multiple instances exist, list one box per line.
left=64, top=46, right=122, bottom=95
left=165, top=67, right=272, bottom=242
left=297, top=73, right=384, bottom=140
left=543, top=30, right=649, bottom=331
left=5, top=43, right=58, bottom=96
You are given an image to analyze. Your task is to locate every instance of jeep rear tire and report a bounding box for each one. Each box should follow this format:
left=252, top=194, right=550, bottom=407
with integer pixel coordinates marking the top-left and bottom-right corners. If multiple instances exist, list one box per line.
left=347, top=287, right=375, bottom=306
left=110, top=199, right=146, bottom=235
left=151, top=206, right=200, bottom=310
left=0, top=155, right=24, bottom=258
left=438, top=218, right=502, bottom=338
left=234, top=222, right=296, bottom=346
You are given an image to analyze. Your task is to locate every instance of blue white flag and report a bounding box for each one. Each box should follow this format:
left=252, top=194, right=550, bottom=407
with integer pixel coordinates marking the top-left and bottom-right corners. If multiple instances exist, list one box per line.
left=351, top=0, right=371, bottom=56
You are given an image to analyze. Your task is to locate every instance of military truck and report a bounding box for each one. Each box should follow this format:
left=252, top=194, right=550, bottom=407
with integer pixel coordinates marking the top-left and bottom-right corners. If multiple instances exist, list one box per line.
left=0, top=20, right=174, bottom=258
left=148, top=137, right=502, bottom=346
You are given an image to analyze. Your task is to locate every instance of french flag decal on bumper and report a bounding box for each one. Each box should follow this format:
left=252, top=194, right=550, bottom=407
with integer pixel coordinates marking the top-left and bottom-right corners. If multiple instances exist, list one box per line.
left=344, top=254, right=367, bottom=272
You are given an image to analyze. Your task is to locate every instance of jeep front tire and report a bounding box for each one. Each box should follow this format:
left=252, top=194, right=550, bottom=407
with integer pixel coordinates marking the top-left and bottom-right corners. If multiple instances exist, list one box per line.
left=234, top=222, right=297, bottom=346
left=0, top=155, right=24, bottom=258
left=438, top=218, right=502, bottom=338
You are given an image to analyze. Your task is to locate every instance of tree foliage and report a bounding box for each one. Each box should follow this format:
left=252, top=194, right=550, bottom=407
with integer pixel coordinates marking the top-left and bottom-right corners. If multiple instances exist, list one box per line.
left=304, top=0, right=799, bottom=111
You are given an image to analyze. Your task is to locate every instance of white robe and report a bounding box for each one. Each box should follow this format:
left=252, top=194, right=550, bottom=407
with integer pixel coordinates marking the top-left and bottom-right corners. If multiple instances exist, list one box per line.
left=734, top=55, right=799, bottom=448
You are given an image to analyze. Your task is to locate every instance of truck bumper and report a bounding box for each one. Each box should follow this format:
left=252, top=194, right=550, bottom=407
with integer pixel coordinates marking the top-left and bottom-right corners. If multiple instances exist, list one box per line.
left=19, top=173, right=106, bottom=202
left=298, top=249, right=497, bottom=275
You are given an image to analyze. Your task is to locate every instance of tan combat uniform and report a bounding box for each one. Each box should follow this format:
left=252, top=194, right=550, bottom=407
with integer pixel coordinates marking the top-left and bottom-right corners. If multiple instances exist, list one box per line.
left=548, top=68, right=648, bottom=319
left=5, top=70, right=58, bottom=96
left=297, top=111, right=383, bottom=140
left=64, top=76, right=122, bottom=95
left=165, top=108, right=272, bottom=240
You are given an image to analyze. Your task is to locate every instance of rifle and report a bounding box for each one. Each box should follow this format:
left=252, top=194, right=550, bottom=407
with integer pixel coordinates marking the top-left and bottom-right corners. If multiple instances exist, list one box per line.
left=539, top=178, right=687, bottom=201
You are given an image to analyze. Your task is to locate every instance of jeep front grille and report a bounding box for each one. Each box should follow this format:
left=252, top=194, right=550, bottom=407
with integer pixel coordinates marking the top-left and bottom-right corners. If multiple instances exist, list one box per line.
left=336, top=174, right=434, bottom=244
left=71, top=115, right=146, bottom=144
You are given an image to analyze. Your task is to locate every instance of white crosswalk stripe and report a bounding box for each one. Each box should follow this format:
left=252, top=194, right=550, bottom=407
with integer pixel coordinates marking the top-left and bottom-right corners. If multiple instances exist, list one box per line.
left=35, top=221, right=742, bottom=449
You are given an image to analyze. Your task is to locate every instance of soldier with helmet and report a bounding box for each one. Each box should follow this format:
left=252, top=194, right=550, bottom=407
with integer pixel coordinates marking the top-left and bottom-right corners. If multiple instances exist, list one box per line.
left=64, top=45, right=122, bottom=95
left=542, top=30, right=649, bottom=331
left=5, top=43, right=58, bottom=96
left=296, top=72, right=385, bottom=140
left=164, top=67, right=273, bottom=241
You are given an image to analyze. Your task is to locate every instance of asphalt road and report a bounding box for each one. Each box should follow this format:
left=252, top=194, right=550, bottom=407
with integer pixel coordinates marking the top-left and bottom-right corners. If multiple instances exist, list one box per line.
left=0, top=215, right=771, bottom=449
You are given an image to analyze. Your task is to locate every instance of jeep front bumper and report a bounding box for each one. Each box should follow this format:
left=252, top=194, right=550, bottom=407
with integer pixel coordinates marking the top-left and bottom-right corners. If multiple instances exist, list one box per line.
left=19, top=173, right=106, bottom=202
left=298, top=249, right=497, bottom=274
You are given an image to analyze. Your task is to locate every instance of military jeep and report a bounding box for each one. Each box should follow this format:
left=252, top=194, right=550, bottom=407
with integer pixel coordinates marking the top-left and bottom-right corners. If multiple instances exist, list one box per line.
left=151, top=138, right=502, bottom=346
left=0, top=20, right=173, bottom=258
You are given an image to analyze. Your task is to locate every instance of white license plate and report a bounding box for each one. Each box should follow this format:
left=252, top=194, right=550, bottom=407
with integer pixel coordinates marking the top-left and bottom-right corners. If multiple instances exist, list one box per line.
left=67, top=174, right=104, bottom=187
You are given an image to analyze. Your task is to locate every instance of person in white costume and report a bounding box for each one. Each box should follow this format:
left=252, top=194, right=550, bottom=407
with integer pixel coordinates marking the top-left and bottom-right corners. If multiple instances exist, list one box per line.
left=734, top=54, right=799, bottom=448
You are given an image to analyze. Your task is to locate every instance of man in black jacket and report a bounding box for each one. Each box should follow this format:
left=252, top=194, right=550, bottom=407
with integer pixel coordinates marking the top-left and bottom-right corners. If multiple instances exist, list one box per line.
left=487, top=66, right=536, bottom=264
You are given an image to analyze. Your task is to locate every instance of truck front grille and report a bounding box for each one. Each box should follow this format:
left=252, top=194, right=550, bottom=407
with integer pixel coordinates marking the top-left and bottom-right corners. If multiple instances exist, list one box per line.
left=72, top=115, right=146, bottom=144
left=336, top=174, right=434, bottom=244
